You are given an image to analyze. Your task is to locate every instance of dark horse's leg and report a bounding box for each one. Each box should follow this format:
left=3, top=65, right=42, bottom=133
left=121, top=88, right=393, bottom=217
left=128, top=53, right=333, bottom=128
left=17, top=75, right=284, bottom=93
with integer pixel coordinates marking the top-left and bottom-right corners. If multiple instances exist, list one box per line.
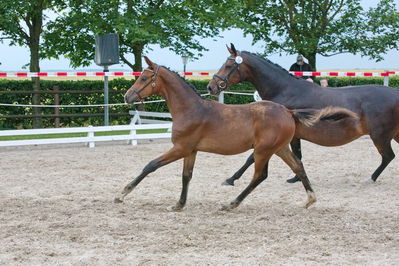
left=220, top=145, right=316, bottom=211
left=286, top=137, right=302, bottom=183
left=222, top=153, right=254, bottom=186
left=220, top=151, right=270, bottom=211
left=370, top=135, right=396, bottom=182
left=224, top=137, right=303, bottom=186
left=171, top=151, right=197, bottom=211
left=114, top=147, right=185, bottom=203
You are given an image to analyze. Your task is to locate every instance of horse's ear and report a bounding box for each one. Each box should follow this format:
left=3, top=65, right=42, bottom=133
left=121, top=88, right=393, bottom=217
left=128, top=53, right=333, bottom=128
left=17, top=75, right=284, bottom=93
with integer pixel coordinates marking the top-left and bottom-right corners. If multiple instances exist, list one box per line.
left=226, top=44, right=238, bottom=56
left=230, top=43, right=238, bottom=56
left=144, top=56, right=154, bottom=69
left=226, top=44, right=234, bottom=55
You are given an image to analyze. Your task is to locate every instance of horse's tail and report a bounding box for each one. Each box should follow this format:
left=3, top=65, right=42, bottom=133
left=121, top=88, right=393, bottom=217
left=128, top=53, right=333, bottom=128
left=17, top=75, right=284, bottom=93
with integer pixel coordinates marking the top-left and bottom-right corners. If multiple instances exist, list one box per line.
left=291, top=106, right=359, bottom=127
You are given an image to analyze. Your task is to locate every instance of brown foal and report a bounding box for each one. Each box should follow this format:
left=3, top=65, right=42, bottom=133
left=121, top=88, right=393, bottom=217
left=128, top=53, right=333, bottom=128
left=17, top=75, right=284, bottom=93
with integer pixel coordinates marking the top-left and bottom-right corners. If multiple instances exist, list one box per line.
left=114, top=57, right=350, bottom=211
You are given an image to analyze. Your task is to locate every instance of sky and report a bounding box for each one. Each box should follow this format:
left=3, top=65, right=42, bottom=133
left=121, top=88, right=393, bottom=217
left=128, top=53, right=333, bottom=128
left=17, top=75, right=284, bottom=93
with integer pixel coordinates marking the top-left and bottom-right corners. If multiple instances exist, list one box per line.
left=0, top=0, right=397, bottom=72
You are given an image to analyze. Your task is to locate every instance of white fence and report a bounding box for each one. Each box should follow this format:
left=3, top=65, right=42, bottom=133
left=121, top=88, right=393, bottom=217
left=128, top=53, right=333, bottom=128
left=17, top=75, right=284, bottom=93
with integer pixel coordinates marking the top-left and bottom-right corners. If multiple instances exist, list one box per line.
left=0, top=123, right=172, bottom=148
left=130, top=110, right=172, bottom=124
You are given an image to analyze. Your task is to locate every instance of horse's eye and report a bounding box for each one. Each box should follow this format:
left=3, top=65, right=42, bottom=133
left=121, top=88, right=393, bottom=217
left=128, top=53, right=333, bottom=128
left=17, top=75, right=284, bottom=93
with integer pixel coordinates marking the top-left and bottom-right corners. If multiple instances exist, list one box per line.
left=225, top=65, right=232, bottom=69
left=142, top=77, right=147, bottom=82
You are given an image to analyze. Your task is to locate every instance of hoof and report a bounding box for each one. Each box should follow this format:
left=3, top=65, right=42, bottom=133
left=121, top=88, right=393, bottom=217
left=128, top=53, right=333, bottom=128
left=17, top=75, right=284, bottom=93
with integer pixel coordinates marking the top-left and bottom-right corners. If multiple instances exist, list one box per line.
left=287, top=176, right=300, bottom=183
left=219, top=204, right=232, bottom=211
left=167, top=203, right=184, bottom=212
left=219, top=201, right=238, bottom=211
left=303, top=199, right=316, bottom=209
left=221, top=178, right=235, bottom=186
left=360, top=177, right=375, bottom=184
left=303, top=191, right=316, bottom=209
left=114, top=197, right=124, bottom=203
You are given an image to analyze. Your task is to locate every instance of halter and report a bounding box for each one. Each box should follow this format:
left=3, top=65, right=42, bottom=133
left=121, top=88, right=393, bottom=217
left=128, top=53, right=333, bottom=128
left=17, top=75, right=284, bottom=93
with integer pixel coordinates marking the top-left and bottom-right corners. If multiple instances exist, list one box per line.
left=212, top=54, right=243, bottom=90
left=131, top=65, right=160, bottom=101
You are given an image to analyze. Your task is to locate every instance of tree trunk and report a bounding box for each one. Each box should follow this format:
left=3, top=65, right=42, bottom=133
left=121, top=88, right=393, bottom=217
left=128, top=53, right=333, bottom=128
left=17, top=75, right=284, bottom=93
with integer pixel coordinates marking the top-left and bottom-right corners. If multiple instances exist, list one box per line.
left=119, top=43, right=144, bottom=72
left=29, top=1, right=43, bottom=128
left=132, top=44, right=145, bottom=111
left=30, top=45, right=41, bottom=128
left=132, top=43, right=144, bottom=72
left=306, top=53, right=317, bottom=71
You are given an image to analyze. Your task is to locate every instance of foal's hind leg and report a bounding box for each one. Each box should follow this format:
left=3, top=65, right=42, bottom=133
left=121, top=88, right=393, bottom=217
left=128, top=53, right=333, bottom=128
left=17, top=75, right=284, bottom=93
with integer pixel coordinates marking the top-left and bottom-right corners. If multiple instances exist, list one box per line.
left=223, top=153, right=254, bottom=186
left=114, top=146, right=186, bottom=203
left=276, top=145, right=316, bottom=208
left=220, top=151, right=271, bottom=211
left=369, top=135, right=395, bottom=182
left=170, top=151, right=197, bottom=211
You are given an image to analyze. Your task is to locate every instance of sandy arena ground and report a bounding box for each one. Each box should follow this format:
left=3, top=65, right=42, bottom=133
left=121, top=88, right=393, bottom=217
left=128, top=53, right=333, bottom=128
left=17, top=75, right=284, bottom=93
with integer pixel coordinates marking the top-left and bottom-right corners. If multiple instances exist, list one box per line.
left=0, top=138, right=398, bottom=265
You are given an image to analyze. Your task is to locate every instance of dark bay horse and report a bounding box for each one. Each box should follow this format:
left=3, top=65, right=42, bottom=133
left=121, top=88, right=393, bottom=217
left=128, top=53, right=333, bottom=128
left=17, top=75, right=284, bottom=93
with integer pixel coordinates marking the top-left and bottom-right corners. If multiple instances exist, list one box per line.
left=207, top=44, right=399, bottom=185
left=115, top=57, right=354, bottom=211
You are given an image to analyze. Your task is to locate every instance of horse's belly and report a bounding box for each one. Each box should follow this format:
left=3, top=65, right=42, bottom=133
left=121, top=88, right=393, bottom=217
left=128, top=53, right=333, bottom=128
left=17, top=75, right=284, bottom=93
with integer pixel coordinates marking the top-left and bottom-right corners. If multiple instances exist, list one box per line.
left=296, top=118, right=365, bottom=147
left=196, top=135, right=253, bottom=155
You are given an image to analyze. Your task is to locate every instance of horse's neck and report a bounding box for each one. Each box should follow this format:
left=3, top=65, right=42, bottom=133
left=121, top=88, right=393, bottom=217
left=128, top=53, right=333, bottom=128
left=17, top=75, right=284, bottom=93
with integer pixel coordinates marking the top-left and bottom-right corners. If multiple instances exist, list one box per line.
left=159, top=74, right=204, bottom=118
left=247, top=58, right=316, bottom=104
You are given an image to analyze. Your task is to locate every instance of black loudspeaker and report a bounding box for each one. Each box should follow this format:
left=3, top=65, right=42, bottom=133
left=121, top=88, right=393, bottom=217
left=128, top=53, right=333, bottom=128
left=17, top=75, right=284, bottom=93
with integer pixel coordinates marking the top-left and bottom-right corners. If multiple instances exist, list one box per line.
left=95, top=33, right=120, bottom=66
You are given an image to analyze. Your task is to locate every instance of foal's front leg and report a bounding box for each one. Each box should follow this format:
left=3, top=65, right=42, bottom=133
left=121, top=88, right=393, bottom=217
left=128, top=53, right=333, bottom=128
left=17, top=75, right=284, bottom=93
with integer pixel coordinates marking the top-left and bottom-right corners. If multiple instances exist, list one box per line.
left=170, top=151, right=197, bottom=211
left=114, top=146, right=185, bottom=203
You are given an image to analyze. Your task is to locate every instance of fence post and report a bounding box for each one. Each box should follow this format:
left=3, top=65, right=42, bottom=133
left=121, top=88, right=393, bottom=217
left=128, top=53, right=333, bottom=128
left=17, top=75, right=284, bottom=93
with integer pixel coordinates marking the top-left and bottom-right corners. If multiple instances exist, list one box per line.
left=383, top=70, right=389, bottom=87
left=128, top=114, right=138, bottom=145
left=129, top=127, right=138, bottom=146
left=218, top=91, right=224, bottom=104
left=53, top=85, right=60, bottom=128
left=86, top=125, right=95, bottom=148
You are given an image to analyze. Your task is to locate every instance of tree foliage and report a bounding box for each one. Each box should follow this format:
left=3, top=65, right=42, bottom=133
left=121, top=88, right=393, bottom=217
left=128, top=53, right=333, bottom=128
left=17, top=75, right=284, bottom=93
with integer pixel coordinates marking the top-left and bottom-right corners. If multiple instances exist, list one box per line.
left=0, top=0, right=65, bottom=127
left=238, top=0, right=399, bottom=69
left=43, top=0, right=233, bottom=71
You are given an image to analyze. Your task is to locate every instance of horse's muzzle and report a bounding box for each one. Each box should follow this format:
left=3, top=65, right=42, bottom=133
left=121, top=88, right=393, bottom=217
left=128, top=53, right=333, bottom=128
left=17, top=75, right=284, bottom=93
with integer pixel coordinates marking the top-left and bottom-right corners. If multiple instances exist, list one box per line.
left=207, top=84, right=220, bottom=96
left=124, top=90, right=139, bottom=104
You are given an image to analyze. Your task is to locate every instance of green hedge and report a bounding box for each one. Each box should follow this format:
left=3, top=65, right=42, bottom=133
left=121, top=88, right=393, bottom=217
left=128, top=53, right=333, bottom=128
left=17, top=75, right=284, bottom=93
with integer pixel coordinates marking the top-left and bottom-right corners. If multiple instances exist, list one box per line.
left=0, top=76, right=397, bottom=129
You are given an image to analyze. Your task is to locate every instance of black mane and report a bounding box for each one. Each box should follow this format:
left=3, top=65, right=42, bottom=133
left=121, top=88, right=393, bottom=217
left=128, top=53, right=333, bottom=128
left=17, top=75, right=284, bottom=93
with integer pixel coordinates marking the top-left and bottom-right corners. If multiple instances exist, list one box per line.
left=241, top=51, right=299, bottom=79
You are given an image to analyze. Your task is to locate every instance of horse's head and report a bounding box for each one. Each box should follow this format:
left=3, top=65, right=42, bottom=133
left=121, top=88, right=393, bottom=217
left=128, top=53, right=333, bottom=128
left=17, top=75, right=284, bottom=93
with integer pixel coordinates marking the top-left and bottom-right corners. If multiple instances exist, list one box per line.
left=207, top=43, right=248, bottom=95
left=124, top=56, right=161, bottom=104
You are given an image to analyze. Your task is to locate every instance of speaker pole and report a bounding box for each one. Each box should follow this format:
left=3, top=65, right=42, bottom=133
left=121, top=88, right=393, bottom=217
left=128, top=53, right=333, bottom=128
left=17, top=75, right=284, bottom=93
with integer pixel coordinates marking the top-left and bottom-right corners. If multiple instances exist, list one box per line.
left=104, top=65, right=109, bottom=126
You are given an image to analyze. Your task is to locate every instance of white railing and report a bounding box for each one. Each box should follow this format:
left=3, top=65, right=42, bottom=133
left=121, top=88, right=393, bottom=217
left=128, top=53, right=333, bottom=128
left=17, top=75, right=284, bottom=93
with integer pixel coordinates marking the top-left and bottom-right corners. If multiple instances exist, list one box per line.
left=0, top=123, right=172, bottom=148
left=129, top=110, right=172, bottom=124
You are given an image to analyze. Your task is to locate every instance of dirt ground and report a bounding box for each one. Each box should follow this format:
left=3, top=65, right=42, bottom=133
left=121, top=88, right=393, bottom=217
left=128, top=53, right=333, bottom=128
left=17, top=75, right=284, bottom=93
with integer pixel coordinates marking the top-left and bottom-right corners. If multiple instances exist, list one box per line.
left=1, top=138, right=398, bottom=265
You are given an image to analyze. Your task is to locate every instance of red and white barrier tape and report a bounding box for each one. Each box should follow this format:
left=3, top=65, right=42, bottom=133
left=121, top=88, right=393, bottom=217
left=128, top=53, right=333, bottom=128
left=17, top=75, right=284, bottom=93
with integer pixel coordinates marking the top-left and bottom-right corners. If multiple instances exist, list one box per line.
left=291, top=71, right=399, bottom=77
left=0, top=71, right=398, bottom=78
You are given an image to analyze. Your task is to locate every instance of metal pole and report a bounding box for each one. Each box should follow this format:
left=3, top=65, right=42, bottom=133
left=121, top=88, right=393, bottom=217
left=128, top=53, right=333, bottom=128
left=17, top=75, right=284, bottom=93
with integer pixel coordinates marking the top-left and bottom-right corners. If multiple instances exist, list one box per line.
left=181, top=55, right=189, bottom=80
left=183, top=63, right=187, bottom=79
left=383, top=70, right=389, bottom=87
left=104, top=65, right=109, bottom=126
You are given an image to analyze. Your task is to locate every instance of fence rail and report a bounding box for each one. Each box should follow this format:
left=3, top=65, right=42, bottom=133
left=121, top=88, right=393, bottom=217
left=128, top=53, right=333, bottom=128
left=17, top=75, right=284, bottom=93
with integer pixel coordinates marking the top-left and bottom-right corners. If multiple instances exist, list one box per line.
left=0, top=123, right=172, bottom=148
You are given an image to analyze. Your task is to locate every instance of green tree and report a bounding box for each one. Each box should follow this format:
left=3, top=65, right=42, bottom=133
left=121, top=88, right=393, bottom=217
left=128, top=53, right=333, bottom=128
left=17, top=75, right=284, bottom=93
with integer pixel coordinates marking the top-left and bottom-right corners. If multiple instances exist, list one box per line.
left=43, top=0, right=232, bottom=71
left=0, top=0, right=65, bottom=127
left=238, top=0, right=399, bottom=70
